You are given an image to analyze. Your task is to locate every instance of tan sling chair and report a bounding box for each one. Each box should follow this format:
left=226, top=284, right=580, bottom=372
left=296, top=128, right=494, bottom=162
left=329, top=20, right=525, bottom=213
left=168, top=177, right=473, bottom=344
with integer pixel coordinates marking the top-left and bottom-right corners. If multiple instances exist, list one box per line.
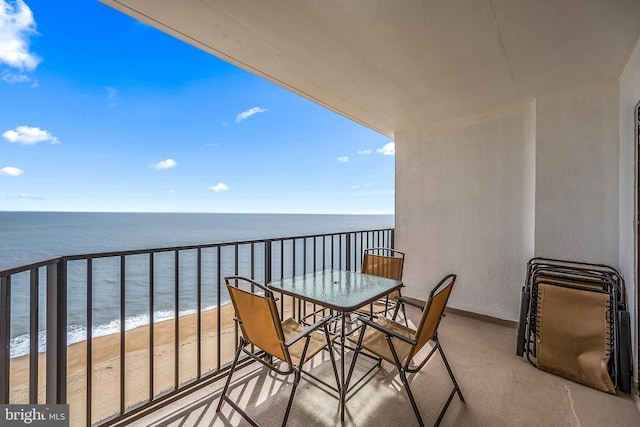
left=535, top=279, right=615, bottom=393
left=217, top=276, right=339, bottom=426
left=355, top=248, right=407, bottom=325
left=346, top=274, right=464, bottom=427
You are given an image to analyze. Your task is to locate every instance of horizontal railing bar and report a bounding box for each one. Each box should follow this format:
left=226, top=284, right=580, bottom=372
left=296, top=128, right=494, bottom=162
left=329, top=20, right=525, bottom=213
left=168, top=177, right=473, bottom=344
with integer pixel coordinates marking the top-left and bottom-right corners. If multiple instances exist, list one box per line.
left=0, top=257, right=64, bottom=277
left=1, top=229, right=393, bottom=276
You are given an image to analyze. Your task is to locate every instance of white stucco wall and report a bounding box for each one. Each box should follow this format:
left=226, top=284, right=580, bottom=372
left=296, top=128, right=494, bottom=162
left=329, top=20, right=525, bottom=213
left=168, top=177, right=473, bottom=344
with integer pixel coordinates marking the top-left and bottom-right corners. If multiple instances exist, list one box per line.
left=619, top=34, right=640, bottom=382
left=395, top=105, right=534, bottom=321
left=396, top=82, right=622, bottom=323
left=534, top=82, right=620, bottom=265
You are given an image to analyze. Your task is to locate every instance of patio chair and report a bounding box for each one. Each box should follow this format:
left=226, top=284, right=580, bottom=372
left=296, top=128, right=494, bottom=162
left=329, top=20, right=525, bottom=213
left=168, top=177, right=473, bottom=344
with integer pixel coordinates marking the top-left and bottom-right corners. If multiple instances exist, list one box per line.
left=217, top=276, right=339, bottom=426
left=355, top=248, right=407, bottom=324
left=346, top=274, right=464, bottom=427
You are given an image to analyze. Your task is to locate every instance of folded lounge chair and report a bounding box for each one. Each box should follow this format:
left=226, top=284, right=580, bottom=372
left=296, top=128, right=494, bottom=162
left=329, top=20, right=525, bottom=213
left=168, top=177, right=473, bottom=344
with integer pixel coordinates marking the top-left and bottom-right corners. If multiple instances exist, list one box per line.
left=516, top=258, right=632, bottom=394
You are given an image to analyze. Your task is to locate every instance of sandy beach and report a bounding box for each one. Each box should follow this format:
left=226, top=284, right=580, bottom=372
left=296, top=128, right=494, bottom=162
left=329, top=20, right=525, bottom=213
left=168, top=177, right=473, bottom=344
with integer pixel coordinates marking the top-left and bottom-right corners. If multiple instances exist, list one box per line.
left=9, top=300, right=300, bottom=426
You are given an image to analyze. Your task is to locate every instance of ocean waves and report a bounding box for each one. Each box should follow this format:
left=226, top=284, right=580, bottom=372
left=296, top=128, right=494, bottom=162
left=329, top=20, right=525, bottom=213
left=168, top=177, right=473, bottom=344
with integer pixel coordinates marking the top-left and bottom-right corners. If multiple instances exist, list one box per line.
left=9, top=305, right=219, bottom=359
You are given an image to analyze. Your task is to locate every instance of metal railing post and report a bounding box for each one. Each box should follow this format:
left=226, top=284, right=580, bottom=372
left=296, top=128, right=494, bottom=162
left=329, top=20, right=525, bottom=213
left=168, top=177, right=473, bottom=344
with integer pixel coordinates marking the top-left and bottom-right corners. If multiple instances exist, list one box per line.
left=29, top=269, right=39, bottom=404
left=0, top=275, right=10, bottom=404
left=346, top=233, right=352, bottom=271
left=46, top=258, right=67, bottom=404
left=264, top=240, right=272, bottom=284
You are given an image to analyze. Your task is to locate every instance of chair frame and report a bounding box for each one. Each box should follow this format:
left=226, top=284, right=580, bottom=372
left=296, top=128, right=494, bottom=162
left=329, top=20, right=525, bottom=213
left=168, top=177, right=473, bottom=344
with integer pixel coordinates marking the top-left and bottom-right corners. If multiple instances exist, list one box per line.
left=359, top=247, right=408, bottom=325
left=346, top=274, right=464, bottom=427
left=216, top=276, right=339, bottom=427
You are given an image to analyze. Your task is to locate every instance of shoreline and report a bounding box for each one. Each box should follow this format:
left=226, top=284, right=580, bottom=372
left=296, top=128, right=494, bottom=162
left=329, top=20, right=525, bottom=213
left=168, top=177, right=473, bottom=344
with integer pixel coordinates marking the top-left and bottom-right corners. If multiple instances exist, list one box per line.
left=9, top=303, right=233, bottom=360
left=9, top=297, right=299, bottom=426
left=9, top=302, right=240, bottom=426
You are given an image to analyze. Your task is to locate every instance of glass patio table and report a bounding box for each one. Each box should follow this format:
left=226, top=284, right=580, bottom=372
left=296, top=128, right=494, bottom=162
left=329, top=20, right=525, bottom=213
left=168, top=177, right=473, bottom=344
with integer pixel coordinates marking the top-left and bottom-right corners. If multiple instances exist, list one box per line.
left=268, top=269, right=403, bottom=422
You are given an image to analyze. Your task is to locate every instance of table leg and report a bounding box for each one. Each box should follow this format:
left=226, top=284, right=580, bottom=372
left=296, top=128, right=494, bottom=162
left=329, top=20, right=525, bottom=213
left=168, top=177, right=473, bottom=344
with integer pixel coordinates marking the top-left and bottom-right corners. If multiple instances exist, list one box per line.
left=340, top=313, right=346, bottom=422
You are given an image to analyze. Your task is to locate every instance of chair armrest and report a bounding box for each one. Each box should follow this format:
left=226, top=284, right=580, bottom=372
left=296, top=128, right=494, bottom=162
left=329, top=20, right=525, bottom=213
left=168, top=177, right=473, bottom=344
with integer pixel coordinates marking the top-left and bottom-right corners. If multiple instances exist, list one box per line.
left=358, top=316, right=417, bottom=346
left=283, top=315, right=334, bottom=347
left=395, top=296, right=424, bottom=310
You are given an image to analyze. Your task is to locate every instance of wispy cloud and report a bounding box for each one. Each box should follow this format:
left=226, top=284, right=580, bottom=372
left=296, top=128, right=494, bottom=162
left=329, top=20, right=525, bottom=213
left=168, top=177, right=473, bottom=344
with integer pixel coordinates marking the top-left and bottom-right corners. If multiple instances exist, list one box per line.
left=150, top=158, right=177, bottom=170
left=106, top=86, right=117, bottom=101
left=210, top=182, right=229, bottom=192
left=17, top=193, right=42, bottom=200
left=337, top=156, right=349, bottom=163
left=235, top=107, right=267, bottom=123
left=0, top=0, right=41, bottom=72
left=351, top=183, right=372, bottom=190
left=358, top=149, right=373, bottom=155
left=2, top=125, right=59, bottom=145
left=377, top=142, right=395, bottom=156
left=2, top=69, right=36, bottom=85
left=0, top=166, right=23, bottom=176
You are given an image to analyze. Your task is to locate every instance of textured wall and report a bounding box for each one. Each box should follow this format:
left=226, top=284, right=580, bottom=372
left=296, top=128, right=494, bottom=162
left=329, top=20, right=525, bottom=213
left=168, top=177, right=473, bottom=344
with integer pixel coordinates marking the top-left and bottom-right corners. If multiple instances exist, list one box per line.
left=619, top=35, right=640, bottom=381
left=395, top=106, right=534, bottom=320
left=534, top=82, right=620, bottom=265
left=396, top=82, right=622, bottom=322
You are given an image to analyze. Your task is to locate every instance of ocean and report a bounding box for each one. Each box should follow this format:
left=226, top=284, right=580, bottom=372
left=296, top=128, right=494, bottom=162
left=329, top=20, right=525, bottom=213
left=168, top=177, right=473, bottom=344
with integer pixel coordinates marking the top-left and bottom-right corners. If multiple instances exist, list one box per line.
left=0, top=211, right=394, bottom=357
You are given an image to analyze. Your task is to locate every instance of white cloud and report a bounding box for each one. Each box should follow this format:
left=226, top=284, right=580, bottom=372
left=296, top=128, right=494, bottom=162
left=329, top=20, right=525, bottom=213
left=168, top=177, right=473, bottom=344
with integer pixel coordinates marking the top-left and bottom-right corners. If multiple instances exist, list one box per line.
left=2, top=69, right=35, bottom=85
left=235, top=106, right=267, bottom=123
left=358, top=149, right=373, bottom=155
left=210, top=182, right=229, bottom=192
left=151, top=158, right=177, bottom=170
left=167, top=188, right=176, bottom=193
left=0, top=166, right=23, bottom=176
left=17, top=193, right=41, bottom=200
left=377, top=142, right=395, bottom=156
left=337, top=156, right=349, bottom=163
left=2, top=125, right=59, bottom=145
left=0, top=0, right=40, bottom=70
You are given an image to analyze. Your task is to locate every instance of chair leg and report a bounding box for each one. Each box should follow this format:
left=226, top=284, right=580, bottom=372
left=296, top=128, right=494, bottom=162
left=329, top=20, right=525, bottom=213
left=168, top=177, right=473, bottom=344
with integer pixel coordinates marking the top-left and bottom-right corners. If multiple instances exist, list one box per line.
left=398, top=368, right=425, bottom=427
left=387, top=337, right=425, bottom=427
left=216, top=342, right=244, bottom=412
left=400, top=301, right=409, bottom=327
left=391, top=292, right=409, bottom=327
left=428, top=339, right=465, bottom=427
left=436, top=338, right=464, bottom=402
left=324, top=324, right=340, bottom=389
left=345, top=324, right=366, bottom=392
left=281, top=367, right=301, bottom=427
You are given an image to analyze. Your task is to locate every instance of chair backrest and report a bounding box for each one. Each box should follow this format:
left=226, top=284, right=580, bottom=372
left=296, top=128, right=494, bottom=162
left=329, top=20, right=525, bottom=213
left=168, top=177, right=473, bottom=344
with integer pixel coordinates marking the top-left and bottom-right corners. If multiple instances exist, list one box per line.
left=408, top=274, right=457, bottom=361
left=361, top=248, right=404, bottom=281
left=225, top=276, right=291, bottom=364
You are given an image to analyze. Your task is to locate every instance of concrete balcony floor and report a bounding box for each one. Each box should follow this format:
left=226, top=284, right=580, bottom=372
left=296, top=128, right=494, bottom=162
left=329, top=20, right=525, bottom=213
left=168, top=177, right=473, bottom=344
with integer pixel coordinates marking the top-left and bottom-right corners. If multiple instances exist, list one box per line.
left=130, top=305, right=640, bottom=426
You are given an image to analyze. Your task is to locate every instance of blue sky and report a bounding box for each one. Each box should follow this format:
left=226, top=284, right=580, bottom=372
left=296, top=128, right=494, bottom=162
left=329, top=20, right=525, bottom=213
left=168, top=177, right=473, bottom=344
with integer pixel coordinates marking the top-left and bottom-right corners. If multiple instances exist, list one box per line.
left=0, top=0, right=394, bottom=214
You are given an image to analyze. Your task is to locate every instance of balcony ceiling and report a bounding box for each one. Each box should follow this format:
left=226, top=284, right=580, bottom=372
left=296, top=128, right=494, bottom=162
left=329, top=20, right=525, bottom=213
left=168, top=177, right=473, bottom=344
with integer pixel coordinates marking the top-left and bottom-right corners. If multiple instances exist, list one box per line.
left=101, top=0, right=640, bottom=137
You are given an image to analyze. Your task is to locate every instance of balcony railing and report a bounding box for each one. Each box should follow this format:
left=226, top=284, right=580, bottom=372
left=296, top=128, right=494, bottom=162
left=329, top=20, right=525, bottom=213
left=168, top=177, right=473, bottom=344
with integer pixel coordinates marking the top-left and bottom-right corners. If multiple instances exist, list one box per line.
left=0, top=228, right=394, bottom=426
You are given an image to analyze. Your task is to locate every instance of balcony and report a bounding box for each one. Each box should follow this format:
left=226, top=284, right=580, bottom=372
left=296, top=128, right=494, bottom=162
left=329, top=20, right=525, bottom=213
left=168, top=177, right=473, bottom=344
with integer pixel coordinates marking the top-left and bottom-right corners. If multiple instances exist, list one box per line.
left=126, top=308, right=640, bottom=427
left=1, top=228, right=638, bottom=426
